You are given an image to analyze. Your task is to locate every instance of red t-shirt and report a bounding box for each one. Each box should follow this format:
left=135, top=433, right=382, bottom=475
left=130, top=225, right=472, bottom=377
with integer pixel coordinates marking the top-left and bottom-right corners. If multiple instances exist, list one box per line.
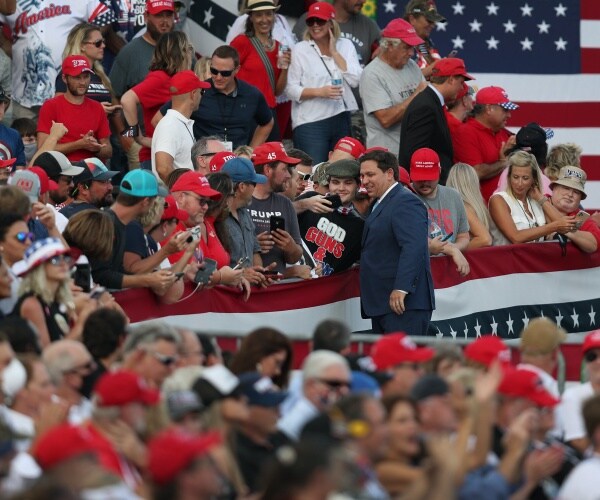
left=37, top=95, right=110, bottom=161
left=132, top=70, right=172, bottom=162
left=454, top=117, right=512, bottom=203
left=570, top=211, right=600, bottom=248
left=230, top=34, right=280, bottom=108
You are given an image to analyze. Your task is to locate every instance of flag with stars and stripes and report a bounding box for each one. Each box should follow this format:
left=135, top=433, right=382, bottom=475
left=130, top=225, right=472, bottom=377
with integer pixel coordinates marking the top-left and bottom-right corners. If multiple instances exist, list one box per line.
left=185, top=0, right=238, bottom=58
left=376, top=0, right=600, bottom=211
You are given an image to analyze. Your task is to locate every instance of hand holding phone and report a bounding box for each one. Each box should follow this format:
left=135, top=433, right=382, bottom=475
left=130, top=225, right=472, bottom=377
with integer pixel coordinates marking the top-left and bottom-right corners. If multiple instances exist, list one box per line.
left=270, top=215, right=285, bottom=233
left=441, top=232, right=454, bottom=242
left=194, top=258, right=218, bottom=284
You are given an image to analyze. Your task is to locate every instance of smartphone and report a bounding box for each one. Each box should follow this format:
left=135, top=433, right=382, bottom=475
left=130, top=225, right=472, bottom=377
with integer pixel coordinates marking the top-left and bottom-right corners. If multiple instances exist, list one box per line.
left=441, top=232, right=454, bottom=242
left=194, top=258, right=218, bottom=285
left=232, top=256, right=249, bottom=270
left=174, top=272, right=184, bottom=281
left=72, top=263, right=91, bottom=293
left=89, top=286, right=106, bottom=299
left=262, top=270, right=282, bottom=280
left=327, top=194, right=343, bottom=209
left=270, top=215, right=285, bottom=232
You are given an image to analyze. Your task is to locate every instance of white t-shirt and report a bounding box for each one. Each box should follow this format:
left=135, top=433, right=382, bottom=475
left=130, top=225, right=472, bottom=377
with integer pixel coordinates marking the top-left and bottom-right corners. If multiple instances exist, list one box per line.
left=0, top=1, right=115, bottom=108
left=556, top=381, right=595, bottom=443
left=558, top=455, right=600, bottom=500
left=151, top=109, right=195, bottom=177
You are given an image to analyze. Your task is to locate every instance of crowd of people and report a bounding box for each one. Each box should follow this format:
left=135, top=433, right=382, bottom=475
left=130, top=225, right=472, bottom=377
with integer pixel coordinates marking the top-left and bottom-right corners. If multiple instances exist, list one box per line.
left=0, top=0, right=599, bottom=497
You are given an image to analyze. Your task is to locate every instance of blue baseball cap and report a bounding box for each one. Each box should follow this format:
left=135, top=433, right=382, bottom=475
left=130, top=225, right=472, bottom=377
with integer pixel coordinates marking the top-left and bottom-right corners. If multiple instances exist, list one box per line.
left=120, top=170, right=167, bottom=197
left=222, top=157, right=267, bottom=184
left=238, top=372, right=287, bottom=407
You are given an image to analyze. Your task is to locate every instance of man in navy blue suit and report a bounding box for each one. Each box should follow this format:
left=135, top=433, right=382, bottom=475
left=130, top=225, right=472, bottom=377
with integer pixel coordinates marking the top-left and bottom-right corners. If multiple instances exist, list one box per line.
left=359, top=149, right=435, bottom=335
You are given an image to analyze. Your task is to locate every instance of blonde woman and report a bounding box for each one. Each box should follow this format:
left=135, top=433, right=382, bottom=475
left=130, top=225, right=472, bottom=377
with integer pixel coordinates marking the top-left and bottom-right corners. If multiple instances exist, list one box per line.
left=57, top=23, right=121, bottom=115
left=446, top=163, right=493, bottom=249
left=286, top=1, right=361, bottom=162
left=489, top=151, right=576, bottom=245
left=194, top=56, right=212, bottom=81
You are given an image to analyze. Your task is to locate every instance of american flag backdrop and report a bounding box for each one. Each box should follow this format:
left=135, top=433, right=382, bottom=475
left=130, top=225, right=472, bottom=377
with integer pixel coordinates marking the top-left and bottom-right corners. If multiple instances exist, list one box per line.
left=375, top=0, right=600, bottom=210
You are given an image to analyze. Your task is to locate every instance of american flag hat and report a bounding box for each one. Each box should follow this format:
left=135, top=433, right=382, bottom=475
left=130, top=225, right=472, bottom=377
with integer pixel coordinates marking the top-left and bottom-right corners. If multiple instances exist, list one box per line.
left=12, top=237, right=74, bottom=277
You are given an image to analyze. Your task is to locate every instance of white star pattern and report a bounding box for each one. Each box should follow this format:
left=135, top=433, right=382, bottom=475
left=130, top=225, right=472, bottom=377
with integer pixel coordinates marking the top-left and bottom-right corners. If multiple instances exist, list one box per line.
left=203, top=6, right=214, bottom=26
left=449, top=325, right=457, bottom=339
left=506, top=314, right=514, bottom=335
left=469, top=18, right=483, bottom=32
left=474, top=319, right=482, bottom=337
left=503, top=19, right=516, bottom=33
left=590, top=305, right=597, bottom=326
left=491, top=316, right=498, bottom=335
left=486, top=36, right=499, bottom=49
left=571, top=308, right=580, bottom=328
left=486, top=2, right=499, bottom=15
left=521, top=3, right=533, bottom=16
left=435, top=326, right=444, bottom=339
left=452, top=2, right=465, bottom=15
left=436, top=22, right=447, bottom=31
left=555, top=3, right=567, bottom=16
left=464, top=322, right=469, bottom=339
left=537, top=20, right=550, bottom=34
left=556, top=310, right=564, bottom=327
left=451, top=35, right=466, bottom=49
left=555, top=38, right=568, bottom=50
left=522, top=311, right=530, bottom=329
left=383, top=0, right=396, bottom=14
left=520, top=37, right=534, bottom=50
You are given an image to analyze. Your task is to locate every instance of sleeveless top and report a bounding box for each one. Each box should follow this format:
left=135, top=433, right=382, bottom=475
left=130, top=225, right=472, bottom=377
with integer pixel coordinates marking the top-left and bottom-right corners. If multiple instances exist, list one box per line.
left=490, top=191, right=546, bottom=246
left=13, top=292, right=69, bottom=342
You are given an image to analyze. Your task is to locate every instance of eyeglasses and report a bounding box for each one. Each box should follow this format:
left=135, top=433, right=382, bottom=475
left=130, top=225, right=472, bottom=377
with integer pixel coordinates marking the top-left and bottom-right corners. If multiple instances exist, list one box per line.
left=306, top=17, right=328, bottom=26
left=209, top=67, right=235, bottom=77
left=297, top=172, right=312, bottom=181
left=15, top=232, right=34, bottom=243
left=585, top=351, right=600, bottom=363
left=48, top=254, right=74, bottom=266
left=147, top=350, right=178, bottom=366
left=185, top=192, right=210, bottom=206
left=84, top=39, right=105, bottom=48
left=65, top=360, right=96, bottom=375
left=318, top=378, right=350, bottom=390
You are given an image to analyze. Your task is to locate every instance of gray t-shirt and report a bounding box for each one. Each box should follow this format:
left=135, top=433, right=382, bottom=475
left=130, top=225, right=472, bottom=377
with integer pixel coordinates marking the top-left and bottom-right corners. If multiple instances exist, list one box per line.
left=415, top=185, right=469, bottom=244
left=360, top=57, right=424, bottom=153
left=109, top=37, right=155, bottom=98
left=225, top=208, right=261, bottom=268
left=248, top=193, right=302, bottom=273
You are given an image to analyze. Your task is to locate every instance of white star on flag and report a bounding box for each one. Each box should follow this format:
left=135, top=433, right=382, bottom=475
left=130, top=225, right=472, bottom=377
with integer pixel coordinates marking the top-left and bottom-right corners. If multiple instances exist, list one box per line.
left=204, top=6, right=214, bottom=26
left=522, top=311, right=530, bottom=328
left=571, top=308, right=580, bottom=328
left=474, top=319, right=482, bottom=337
left=506, top=314, right=514, bottom=335
left=555, top=3, right=567, bottom=16
left=555, top=37, right=567, bottom=50
left=436, top=22, right=447, bottom=31
left=490, top=316, right=498, bottom=335
left=503, top=20, right=516, bottom=33
left=520, top=37, right=533, bottom=50
left=486, top=2, right=499, bottom=15
left=556, top=310, right=564, bottom=327
left=383, top=0, right=396, bottom=14
left=463, top=322, right=469, bottom=339
left=590, top=305, right=596, bottom=326
left=469, top=19, right=482, bottom=32
left=521, top=3, right=533, bottom=16
left=486, top=36, right=499, bottom=49
left=452, top=2, right=465, bottom=15
left=451, top=35, right=466, bottom=49
left=537, top=20, right=550, bottom=34
left=449, top=325, right=457, bottom=339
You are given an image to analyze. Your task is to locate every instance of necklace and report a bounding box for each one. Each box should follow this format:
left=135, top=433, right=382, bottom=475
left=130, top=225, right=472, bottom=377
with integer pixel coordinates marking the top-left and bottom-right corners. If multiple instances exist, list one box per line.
left=259, top=35, right=274, bottom=51
left=517, top=197, right=539, bottom=228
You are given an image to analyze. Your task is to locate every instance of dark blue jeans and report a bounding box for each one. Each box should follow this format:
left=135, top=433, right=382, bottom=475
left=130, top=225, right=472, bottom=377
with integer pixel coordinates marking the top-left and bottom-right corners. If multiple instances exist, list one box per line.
left=293, top=111, right=351, bottom=163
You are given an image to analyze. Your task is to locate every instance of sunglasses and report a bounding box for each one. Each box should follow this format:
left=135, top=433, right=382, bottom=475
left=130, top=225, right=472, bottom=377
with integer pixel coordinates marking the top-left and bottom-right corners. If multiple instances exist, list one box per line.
left=185, top=192, right=210, bottom=206
left=306, top=17, right=328, bottom=26
left=210, top=67, right=235, bottom=77
left=147, top=350, right=178, bottom=366
left=297, top=172, right=312, bottom=181
left=84, top=38, right=105, bottom=48
left=15, top=232, right=34, bottom=243
left=318, top=378, right=350, bottom=390
left=48, top=255, right=74, bottom=266
left=585, top=351, right=600, bottom=363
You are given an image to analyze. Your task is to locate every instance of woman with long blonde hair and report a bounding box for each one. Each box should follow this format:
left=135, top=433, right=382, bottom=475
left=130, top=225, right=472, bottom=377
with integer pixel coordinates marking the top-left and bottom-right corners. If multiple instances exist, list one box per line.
left=446, top=163, right=492, bottom=249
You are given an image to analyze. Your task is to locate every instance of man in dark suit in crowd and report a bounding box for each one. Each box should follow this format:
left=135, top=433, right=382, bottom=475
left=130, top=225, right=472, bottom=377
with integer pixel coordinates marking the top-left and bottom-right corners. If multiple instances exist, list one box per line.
left=399, top=58, right=473, bottom=183
left=359, top=149, right=435, bottom=335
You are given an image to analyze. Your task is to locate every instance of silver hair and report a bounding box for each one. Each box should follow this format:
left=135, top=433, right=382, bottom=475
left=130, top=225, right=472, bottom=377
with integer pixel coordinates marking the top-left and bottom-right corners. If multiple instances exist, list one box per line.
left=123, top=320, right=182, bottom=355
left=379, top=37, right=403, bottom=51
left=302, top=350, right=349, bottom=381
left=191, top=135, right=225, bottom=166
left=42, top=339, right=88, bottom=385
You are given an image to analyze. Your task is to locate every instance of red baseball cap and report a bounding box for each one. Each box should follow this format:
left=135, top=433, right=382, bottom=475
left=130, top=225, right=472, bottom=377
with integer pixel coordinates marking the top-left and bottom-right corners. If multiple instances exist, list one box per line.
left=583, top=330, right=600, bottom=354
left=170, top=70, right=210, bottom=96
left=93, top=371, right=160, bottom=407
left=33, top=424, right=99, bottom=470
left=464, top=335, right=512, bottom=367
left=161, top=194, right=189, bottom=222
left=409, top=148, right=441, bottom=181
left=62, top=55, right=94, bottom=77
left=476, top=86, right=519, bottom=110
left=146, top=0, right=174, bottom=15
left=0, top=158, right=16, bottom=169
left=148, top=429, right=222, bottom=485
left=431, top=57, right=474, bottom=80
left=251, top=142, right=301, bottom=166
left=307, top=1, right=335, bottom=21
left=29, top=166, right=59, bottom=194
left=171, top=171, right=222, bottom=200
left=334, top=136, right=365, bottom=159
left=209, top=151, right=237, bottom=173
left=381, top=18, right=424, bottom=46
left=371, top=333, right=434, bottom=370
left=399, top=166, right=411, bottom=186
left=498, top=367, right=560, bottom=407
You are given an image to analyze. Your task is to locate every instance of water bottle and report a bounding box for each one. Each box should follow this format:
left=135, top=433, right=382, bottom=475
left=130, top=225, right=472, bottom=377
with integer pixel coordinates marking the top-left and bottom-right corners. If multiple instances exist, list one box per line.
left=277, top=44, right=289, bottom=69
left=429, top=219, right=443, bottom=239
left=331, top=68, right=343, bottom=98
